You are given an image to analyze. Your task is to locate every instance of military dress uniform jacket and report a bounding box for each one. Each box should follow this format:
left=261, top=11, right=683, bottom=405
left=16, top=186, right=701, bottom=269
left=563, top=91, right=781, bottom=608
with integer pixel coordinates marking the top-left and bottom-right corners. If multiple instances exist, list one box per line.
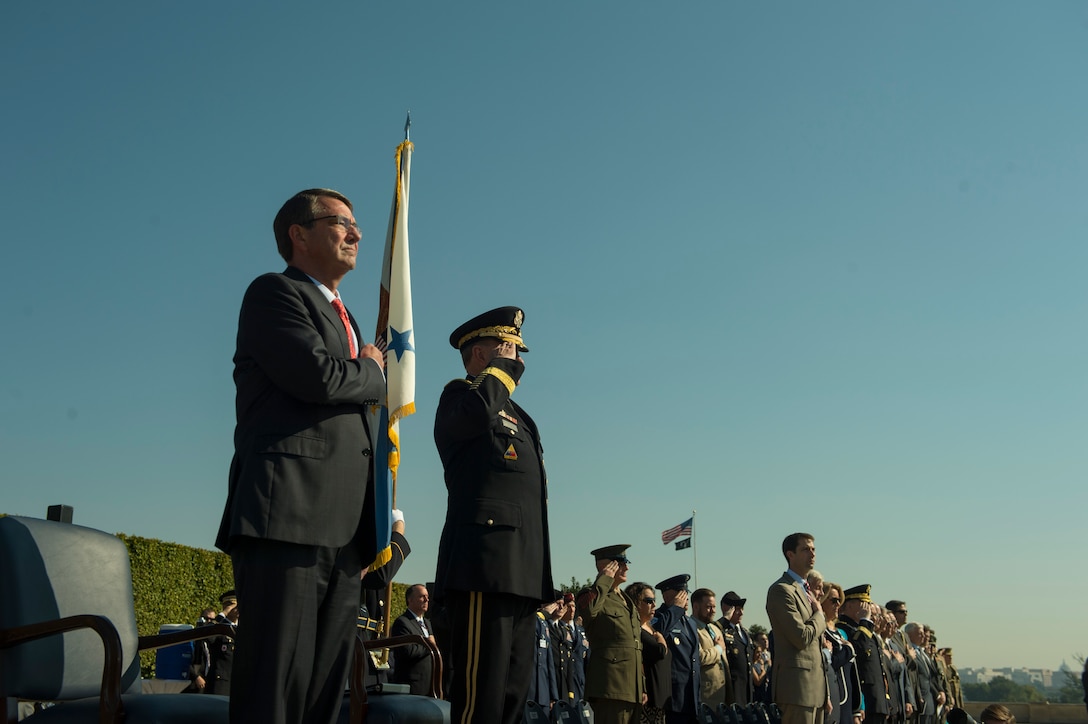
left=359, top=530, right=410, bottom=639
left=838, top=615, right=889, bottom=718
left=553, top=620, right=589, bottom=702
left=721, top=621, right=754, bottom=706
left=577, top=573, right=643, bottom=705
left=528, top=612, right=560, bottom=707
left=433, top=358, right=553, bottom=603
left=654, top=603, right=702, bottom=716
left=205, top=617, right=237, bottom=696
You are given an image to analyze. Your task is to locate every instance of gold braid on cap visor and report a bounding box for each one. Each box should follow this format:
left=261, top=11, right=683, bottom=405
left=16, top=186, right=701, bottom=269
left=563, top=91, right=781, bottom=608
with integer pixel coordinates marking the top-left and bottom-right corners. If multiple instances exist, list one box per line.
left=457, top=325, right=526, bottom=350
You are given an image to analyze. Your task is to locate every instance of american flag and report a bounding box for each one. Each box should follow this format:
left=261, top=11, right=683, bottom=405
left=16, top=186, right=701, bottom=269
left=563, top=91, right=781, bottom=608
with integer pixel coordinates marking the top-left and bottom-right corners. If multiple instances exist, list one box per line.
left=661, top=517, right=693, bottom=545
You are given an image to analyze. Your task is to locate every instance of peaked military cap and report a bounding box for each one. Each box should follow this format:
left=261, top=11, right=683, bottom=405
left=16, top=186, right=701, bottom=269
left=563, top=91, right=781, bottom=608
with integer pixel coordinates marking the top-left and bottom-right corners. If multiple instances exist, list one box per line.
left=656, top=574, right=691, bottom=592
left=591, top=544, right=631, bottom=564
left=220, top=589, right=237, bottom=606
left=722, top=591, right=747, bottom=607
left=843, top=584, right=872, bottom=602
left=449, top=306, right=528, bottom=352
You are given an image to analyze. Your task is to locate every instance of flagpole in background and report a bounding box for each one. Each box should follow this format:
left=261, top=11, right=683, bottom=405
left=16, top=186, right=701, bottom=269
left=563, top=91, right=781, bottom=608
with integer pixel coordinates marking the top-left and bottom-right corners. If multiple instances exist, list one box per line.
left=373, top=112, right=416, bottom=639
left=691, top=509, right=698, bottom=588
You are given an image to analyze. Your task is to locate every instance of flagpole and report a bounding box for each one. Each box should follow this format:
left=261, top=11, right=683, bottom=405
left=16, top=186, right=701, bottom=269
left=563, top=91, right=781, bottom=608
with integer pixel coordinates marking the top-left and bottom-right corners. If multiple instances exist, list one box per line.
left=691, top=509, right=698, bottom=589
left=375, top=118, right=416, bottom=645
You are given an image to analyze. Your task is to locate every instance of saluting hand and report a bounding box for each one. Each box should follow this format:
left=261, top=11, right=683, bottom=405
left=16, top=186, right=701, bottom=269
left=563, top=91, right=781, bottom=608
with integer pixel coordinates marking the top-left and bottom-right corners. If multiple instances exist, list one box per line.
left=491, top=341, right=517, bottom=361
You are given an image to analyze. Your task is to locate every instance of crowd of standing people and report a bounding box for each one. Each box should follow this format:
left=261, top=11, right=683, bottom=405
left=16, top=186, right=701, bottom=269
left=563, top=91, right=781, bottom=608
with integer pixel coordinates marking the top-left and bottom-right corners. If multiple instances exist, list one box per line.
left=210, top=186, right=978, bottom=724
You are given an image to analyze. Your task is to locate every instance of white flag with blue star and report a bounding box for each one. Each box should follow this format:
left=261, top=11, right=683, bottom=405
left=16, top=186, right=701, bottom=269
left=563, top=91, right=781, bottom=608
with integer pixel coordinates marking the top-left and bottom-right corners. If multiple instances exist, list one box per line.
left=370, top=138, right=415, bottom=570
left=378, top=139, right=416, bottom=425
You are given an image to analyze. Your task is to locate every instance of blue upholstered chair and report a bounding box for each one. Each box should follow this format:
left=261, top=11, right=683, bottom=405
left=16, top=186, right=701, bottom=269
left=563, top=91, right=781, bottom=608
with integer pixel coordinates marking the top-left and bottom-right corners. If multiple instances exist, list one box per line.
left=0, top=515, right=449, bottom=724
left=0, top=515, right=231, bottom=723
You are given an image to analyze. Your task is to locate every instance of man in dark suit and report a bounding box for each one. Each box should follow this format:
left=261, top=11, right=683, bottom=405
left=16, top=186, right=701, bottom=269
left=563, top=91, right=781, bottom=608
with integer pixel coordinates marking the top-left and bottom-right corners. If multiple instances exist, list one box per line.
left=216, top=188, right=386, bottom=724
left=433, top=306, right=554, bottom=724
left=904, top=623, right=943, bottom=724
left=766, top=533, right=830, bottom=724
left=390, top=583, right=435, bottom=695
left=654, top=573, right=702, bottom=724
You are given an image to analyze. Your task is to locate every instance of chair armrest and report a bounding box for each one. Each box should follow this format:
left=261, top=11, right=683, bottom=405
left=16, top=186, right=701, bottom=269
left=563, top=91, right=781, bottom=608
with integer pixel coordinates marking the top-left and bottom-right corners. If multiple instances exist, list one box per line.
left=0, top=614, right=124, bottom=724
left=364, top=634, right=444, bottom=699
left=138, top=623, right=235, bottom=651
left=350, top=631, right=369, bottom=724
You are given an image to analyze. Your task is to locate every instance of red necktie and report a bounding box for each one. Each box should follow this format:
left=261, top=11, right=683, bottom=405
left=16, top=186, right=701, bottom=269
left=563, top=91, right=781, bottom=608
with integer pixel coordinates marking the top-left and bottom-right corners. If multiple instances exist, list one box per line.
left=330, top=298, right=357, bottom=359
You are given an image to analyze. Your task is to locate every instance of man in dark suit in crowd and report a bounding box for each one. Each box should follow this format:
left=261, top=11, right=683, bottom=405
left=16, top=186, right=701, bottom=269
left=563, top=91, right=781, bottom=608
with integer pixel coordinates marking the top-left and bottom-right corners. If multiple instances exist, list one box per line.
left=654, top=573, right=702, bottom=724
left=433, top=306, right=554, bottom=724
left=216, top=188, right=386, bottom=724
left=390, top=583, right=436, bottom=695
left=905, top=623, right=943, bottom=724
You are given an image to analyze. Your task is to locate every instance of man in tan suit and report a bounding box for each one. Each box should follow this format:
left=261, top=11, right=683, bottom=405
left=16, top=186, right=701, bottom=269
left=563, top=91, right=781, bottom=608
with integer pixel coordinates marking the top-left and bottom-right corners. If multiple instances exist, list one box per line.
left=766, top=532, right=830, bottom=724
left=692, top=588, right=734, bottom=708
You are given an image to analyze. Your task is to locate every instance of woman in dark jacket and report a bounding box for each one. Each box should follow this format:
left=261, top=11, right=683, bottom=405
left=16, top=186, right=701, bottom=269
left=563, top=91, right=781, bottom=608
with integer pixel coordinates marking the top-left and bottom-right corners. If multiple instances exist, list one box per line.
left=626, top=581, right=671, bottom=724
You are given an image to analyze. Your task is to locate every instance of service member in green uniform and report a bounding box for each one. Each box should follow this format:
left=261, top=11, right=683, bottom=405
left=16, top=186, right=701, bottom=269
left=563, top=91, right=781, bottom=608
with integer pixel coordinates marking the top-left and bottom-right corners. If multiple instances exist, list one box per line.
left=577, top=544, right=644, bottom=724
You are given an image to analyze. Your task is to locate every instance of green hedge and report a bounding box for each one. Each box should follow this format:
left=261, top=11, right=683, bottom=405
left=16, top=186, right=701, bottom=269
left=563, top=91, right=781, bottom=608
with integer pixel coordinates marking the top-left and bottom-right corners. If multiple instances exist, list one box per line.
left=120, top=534, right=236, bottom=678
left=121, top=534, right=410, bottom=678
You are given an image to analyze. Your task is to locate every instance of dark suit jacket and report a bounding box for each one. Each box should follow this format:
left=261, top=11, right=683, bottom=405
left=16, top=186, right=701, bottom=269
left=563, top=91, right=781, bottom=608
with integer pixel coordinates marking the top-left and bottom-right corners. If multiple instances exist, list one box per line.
left=390, top=612, right=434, bottom=695
left=216, top=266, right=385, bottom=556
left=432, top=359, right=553, bottom=602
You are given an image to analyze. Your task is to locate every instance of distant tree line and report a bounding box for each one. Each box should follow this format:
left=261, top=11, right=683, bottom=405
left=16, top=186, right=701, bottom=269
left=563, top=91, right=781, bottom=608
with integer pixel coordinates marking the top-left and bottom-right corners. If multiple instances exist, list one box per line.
left=962, top=669, right=1086, bottom=705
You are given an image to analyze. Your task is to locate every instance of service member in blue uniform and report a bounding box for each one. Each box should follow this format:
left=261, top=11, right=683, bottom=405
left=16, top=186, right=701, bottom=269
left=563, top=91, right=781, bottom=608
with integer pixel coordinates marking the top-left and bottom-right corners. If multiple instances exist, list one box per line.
left=653, top=574, right=702, bottom=724
left=528, top=594, right=562, bottom=709
left=433, top=307, right=554, bottom=724
left=553, top=592, right=590, bottom=703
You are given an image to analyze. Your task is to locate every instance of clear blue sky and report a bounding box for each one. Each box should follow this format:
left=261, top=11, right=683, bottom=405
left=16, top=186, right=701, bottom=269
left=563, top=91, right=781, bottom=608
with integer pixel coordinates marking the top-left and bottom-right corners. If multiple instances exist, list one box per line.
left=4, top=2, right=1085, bottom=671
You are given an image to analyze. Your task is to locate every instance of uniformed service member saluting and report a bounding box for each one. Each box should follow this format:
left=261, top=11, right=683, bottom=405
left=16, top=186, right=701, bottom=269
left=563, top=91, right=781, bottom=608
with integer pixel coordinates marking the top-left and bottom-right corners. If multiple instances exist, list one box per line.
left=654, top=574, right=702, bottom=724
left=577, top=544, right=644, bottom=724
left=432, top=306, right=554, bottom=724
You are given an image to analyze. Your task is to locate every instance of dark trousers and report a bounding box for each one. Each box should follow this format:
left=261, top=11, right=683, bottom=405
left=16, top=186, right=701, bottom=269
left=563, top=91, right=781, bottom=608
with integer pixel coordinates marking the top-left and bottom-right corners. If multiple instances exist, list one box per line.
left=443, top=591, right=537, bottom=724
left=228, top=534, right=363, bottom=724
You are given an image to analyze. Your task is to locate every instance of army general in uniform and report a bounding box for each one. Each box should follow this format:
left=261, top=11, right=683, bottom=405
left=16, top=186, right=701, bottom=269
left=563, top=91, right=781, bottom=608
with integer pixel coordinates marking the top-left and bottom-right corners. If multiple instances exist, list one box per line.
left=433, top=307, right=554, bottom=724
left=577, top=544, right=644, bottom=724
